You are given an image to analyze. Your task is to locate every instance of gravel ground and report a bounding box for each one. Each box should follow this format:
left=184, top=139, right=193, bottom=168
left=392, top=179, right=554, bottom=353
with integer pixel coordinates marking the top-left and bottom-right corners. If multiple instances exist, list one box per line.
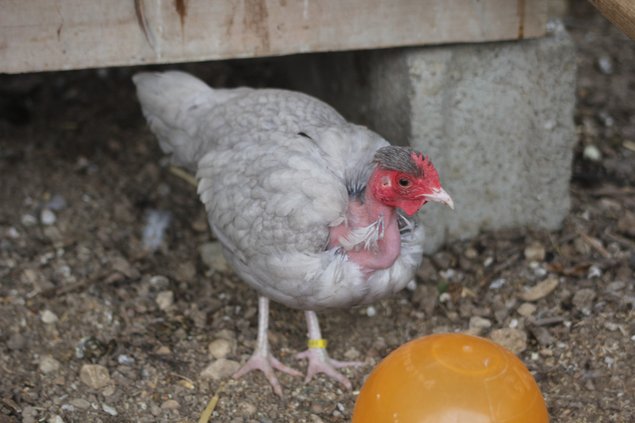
left=1, top=6, right=634, bottom=423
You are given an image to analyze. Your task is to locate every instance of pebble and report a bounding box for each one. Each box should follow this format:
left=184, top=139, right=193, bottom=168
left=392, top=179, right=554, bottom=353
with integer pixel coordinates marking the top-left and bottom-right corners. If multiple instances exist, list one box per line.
left=199, top=242, right=229, bottom=272
left=40, top=208, right=57, bottom=225
left=156, top=290, right=174, bottom=311
left=6, top=226, right=20, bottom=238
left=366, top=306, right=377, bottom=317
left=21, top=213, right=38, bottom=227
left=583, top=144, right=602, bottom=162
left=519, top=276, right=559, bottom=301
left=489, top=328, right=527, bottom=354
left=200, top=358, right=240, bottom=380
left=41, top=309, right=59, bottom=324
left=572, top=288, right=596, bottom=314
left=469, top=316, right=492, bottom=330
left=517, top=302, right=537, bottom=317
left=116, top=354, right=134, bottom=365
left=310, top=414, right=326, bottom=423
left=238, top=401, right=257, bottom=416
left=69, top=398, right=91, bottom=409
left=7, top=332, right=26, bottom=350
left=48, top=415, right=65, bottom=423
left=489, top=278, right=506, bottom=290
left=161, top=399, right=180, bottom=410
left=208, top=338, right=235, bottom=359
left=597, top=55, right=614, bottom=74
left=102, top=403, right=118, bottom=416
left=412, top=284, right=437, bottom=316
left=46, top=194, right=67, bottom=211
left=149, top=274, right=170, bottom=289
left=588, top=265, right=602, bottom=279
left=464, top=247, right=478, bottom=259
left=524, top=242, right=546, bottom=261
left=528, top=325, right=555, bottom=346
left=80, top=364, right=111, bottom=389
left=39, top=355, right=61, bottom=374
left=344, top=347, right=361, bottom=360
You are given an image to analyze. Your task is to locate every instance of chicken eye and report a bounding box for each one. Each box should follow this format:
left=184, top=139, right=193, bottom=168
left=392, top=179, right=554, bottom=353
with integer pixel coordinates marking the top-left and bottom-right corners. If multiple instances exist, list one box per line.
left=398, top=178, right=411, bottom=187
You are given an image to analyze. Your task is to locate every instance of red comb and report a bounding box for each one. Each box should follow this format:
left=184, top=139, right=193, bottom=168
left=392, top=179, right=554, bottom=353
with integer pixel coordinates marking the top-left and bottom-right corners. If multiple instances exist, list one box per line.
left=411, top=152, right=439, bottom=180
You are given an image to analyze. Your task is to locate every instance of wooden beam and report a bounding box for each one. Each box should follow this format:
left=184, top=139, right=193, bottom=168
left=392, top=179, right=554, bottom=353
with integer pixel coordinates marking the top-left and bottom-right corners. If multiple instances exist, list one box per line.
left=0, top=0, right=547, bottom=74
left=589, top=0, right=635, bottom=40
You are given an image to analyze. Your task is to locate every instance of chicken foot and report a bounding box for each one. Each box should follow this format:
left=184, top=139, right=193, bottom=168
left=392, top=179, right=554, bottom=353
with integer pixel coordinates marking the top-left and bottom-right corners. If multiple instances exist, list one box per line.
left=233, top=296, right=302, bottom=396
left=295, top=310, right=363, bottom=390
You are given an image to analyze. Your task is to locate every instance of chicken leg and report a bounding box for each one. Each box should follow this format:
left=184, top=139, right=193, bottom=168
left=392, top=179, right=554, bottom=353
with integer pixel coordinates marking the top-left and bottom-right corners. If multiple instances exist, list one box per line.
left=233, top=296, right=302, bottom=396
left=295, top=310, right=363, bottom=390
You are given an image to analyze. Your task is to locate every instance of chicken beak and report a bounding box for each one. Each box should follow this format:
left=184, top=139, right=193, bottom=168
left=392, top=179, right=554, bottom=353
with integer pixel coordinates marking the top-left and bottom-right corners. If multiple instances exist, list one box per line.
left=423, top=187, right=454, bottom=210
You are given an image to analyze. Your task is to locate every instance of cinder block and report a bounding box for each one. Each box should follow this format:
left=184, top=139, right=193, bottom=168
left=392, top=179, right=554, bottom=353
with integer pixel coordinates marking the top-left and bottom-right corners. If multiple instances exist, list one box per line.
left=279, top=27, right=576, bottom=251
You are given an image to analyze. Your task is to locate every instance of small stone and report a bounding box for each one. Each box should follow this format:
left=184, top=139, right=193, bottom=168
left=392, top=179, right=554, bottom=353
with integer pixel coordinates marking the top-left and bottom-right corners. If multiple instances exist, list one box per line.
left=200, top=359, right=240, bottom=380
left=490, top=328, right=528, bottom=354
left=39, top=355, right=61, bottom=374
left=156, top=345, right=171, bottom=355
left=489, top=278, right=506, bottom=290
left=527, top=325, right=555, bottom=346
left=41, top=309, right=59, bottom=324
left=6, top=226, right=19, bottom=238
left=469, top=316, right=492, bottom=330
left=40, top=209, right=57, bottom=225
left=48, top=415, right=65, bottom=423
left=21, top=213, right=38, bottom=227
left=111, top=257, right=140, bottom=279
left=588, top=265, right=602, bottom=279
left=583, top=144, right=602, bottom=162
left=161, top=399, right=180, bottom=410
left=597, top=55, right=614, bottom=74
left=572, top=288, right=596, bottom=314
left=310, top=414, right=326, bottom=423
left=156, top=290, right=174, bottom=311
left=117, top=354, right=135, bottom=365
left=46, top=194, right=67, bottom=211
left=519, top=276, right=559, bottom=301
left=466, top=316, right=492, bottom=336
left=80, top=364, right=111, bottom=389
left=208, top=338, right=235, bottom=359
left=617, top=211, right=635, bottom=237
left=344, top=347, right=361, bottom=360
left=199, top=242, right=229, bottom=272
left=366, top=306, right=377, bottom=317
left=69, top=398, right=91, bottom=409
left=149, top=275, right=170, bottom=289
left=412, top=283, right=437, bottom=316
left=7, top=332, right=26, bottom=350
left=238, top=402, right=257, bottom=416
left=517, top=302, right=537, bottom=317
left=102, top=403, right=118, bottom=416
left=464, top=247, right=478, bottom=259
left=524, top=242, right=546, bottom=261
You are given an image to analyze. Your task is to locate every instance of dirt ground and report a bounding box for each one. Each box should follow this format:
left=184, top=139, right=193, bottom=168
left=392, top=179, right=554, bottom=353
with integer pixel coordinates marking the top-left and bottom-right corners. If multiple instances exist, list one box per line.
left=1, top=6, right=633, bottom=423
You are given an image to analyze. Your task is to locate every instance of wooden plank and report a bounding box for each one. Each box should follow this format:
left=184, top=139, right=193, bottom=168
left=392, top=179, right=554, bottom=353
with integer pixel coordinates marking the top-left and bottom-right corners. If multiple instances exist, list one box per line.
left=0, top=0, right=547, bottom=74
left=589, top=0, right=635, bottom=40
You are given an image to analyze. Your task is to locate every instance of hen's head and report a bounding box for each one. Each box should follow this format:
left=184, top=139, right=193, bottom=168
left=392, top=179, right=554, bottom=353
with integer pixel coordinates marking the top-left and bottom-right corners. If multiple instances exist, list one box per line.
left=369, top=146, right=453, bottom=216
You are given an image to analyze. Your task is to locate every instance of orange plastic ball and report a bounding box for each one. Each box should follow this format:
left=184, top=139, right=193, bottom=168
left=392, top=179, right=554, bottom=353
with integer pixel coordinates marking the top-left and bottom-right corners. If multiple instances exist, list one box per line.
left=353, top=333, right=549, bottom=423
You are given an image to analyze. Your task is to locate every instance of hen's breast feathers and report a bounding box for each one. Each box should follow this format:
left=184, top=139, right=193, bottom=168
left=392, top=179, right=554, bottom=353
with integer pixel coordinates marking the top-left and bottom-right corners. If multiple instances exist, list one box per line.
left=193, top=89, right=423, bottom=309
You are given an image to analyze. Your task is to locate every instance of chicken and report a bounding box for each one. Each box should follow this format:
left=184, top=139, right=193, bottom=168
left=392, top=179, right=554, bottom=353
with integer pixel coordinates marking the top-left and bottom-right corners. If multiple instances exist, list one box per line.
left=133, top=71, right=453, bottom=395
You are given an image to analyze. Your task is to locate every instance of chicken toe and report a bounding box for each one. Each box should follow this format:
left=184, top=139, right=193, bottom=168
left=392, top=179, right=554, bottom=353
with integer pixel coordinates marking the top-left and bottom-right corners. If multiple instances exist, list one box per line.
left=295, top=311, right=363, bottom=389
left=233, top=296, right=301, bottom=396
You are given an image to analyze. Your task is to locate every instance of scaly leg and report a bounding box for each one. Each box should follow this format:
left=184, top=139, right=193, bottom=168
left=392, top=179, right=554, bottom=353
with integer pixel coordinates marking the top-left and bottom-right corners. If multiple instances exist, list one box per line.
left=233, top=296, right=302, bottom=396
left=295, top=310, right=363, bottom=389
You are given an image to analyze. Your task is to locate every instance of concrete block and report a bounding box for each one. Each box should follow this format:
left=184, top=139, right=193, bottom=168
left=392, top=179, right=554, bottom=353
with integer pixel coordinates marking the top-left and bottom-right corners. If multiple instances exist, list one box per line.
left=278, top=27, right=576, bottom=252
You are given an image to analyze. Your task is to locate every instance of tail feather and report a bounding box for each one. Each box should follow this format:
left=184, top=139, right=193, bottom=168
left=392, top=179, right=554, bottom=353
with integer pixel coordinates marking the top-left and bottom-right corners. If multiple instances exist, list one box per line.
left=133, top=71, right=247, bottom=169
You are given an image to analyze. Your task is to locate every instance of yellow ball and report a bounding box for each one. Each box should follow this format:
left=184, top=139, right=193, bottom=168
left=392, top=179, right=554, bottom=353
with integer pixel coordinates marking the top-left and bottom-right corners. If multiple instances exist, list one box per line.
left=353, top=333, right=549, bottom=423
